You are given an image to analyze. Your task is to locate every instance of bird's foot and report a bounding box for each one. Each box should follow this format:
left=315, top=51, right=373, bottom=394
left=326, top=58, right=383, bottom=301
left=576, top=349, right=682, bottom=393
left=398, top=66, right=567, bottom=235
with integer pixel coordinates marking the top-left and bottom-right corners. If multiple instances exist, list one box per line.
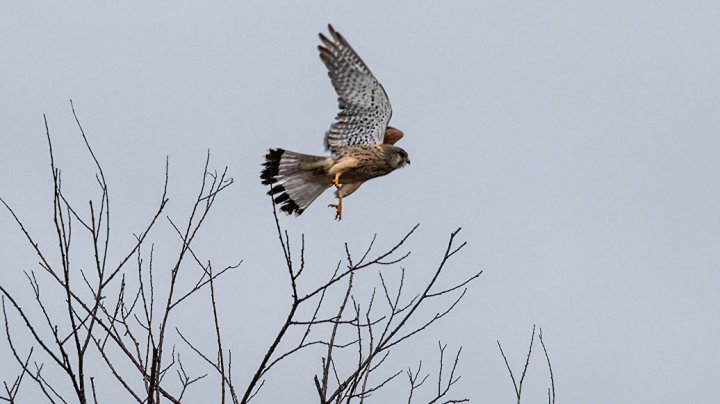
left=331, top=173, right=341, bottom=188
left=328, top=200, right=343, bottom=221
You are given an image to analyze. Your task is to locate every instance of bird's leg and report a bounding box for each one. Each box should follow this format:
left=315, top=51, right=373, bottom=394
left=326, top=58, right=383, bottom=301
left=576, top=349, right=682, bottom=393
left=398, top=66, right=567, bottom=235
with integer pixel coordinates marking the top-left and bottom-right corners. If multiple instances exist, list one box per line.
left=328, top=194, right=343, bottom=221
left=331, top=173, right=341, bottom=188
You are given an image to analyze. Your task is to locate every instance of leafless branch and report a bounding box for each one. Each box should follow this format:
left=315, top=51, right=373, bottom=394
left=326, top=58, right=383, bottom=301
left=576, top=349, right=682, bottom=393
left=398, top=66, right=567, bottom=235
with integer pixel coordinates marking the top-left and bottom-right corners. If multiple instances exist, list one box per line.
left=539, top=328, right=556, bottom=404
left=0, top=105, right=235, bottom=403
left=0, top=105, right=485, bottom=404
left=498, top=325, right=537, bottom=404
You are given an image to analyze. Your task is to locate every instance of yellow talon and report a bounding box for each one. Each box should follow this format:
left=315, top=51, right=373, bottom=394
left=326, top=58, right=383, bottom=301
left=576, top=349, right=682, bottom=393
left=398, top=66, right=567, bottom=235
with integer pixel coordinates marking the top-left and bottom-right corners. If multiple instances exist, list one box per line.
left=328, top=199, right=342, bottom=221
left=331, top=173, right=341, bottom=188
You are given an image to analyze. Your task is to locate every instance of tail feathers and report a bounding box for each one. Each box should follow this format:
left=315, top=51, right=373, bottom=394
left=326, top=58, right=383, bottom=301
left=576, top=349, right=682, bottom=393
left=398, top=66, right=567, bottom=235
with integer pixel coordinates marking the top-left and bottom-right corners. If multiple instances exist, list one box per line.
left=261, top=148, right=330, bottom=215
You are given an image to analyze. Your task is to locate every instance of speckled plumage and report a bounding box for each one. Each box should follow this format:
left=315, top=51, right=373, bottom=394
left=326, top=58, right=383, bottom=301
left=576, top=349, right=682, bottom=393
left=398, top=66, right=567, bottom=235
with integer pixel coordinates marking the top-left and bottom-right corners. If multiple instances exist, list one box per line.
left=260, top=25, right=410, bottom=218
left=318, top=25, right=393, bottom=152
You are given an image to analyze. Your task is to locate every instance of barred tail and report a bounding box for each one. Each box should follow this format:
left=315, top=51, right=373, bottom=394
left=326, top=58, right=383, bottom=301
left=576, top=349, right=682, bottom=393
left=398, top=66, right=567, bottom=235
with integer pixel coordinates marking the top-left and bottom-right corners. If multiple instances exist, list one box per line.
left=260, top=148, right=331, bottom=215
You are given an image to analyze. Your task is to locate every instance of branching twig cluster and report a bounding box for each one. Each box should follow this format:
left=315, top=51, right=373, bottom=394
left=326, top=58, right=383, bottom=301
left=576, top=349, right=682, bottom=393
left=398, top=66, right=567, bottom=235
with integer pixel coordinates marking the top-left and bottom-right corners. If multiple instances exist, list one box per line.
left=0, top=103, right=238, bottom=403
left=229, top=189, right=481, bottom=403
left=497, top=325, right=556, bottom=404
left=0, top=104, right=480, bottom=403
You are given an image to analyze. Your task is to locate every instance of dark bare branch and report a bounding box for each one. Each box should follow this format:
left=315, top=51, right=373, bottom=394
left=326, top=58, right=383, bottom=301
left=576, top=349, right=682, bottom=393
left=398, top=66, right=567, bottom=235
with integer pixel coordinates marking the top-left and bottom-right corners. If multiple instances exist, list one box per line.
left=539, top=328, right=556, bottom=404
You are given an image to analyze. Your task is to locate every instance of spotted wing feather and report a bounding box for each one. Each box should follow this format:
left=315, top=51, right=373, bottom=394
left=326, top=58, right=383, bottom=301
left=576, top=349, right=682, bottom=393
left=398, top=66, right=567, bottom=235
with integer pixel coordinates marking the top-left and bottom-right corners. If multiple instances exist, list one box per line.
left=318, top=25, right=392, bottom=152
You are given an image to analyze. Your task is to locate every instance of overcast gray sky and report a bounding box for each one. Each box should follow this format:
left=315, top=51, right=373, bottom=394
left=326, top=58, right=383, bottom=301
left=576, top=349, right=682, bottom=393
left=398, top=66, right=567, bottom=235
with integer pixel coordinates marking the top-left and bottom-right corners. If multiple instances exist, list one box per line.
left=1, top=1, right=719, bottom=403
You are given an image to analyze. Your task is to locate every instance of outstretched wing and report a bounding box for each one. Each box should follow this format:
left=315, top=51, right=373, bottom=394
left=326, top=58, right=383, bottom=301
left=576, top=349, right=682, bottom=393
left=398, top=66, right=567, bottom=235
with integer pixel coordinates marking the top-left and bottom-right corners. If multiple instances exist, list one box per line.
left=383, top=127, right=404, bottom=145
left=318, top=24, right=392, bottom=152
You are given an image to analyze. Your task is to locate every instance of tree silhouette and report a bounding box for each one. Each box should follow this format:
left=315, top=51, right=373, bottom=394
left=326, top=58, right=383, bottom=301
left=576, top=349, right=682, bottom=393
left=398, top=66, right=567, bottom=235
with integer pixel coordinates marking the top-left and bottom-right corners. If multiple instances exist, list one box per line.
left=0, top=104, right=496, bottom=403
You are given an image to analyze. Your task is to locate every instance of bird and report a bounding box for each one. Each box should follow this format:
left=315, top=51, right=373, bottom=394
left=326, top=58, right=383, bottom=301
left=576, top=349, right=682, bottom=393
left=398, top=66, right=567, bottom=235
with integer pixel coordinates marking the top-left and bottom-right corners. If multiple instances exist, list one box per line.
left=260, top=24, right=410, bottom=220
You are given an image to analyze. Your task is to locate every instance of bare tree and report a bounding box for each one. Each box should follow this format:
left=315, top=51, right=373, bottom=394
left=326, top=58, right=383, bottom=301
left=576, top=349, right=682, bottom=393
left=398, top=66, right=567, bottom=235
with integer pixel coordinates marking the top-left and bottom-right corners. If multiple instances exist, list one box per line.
left=0, top=104, right=483, bottom=403
left=1, top=103, right=237, bottom=403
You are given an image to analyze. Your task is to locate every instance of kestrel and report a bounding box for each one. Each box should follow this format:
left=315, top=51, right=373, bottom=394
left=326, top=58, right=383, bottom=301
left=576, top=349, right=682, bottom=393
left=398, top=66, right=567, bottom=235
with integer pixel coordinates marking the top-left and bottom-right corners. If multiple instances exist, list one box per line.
left=261, top=24, right=410, bottom=220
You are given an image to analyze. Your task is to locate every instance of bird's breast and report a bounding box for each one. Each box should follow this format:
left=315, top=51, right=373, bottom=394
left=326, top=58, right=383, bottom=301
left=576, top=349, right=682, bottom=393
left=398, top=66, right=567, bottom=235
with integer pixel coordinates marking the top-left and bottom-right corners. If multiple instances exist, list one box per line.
left=336, top=146, right=394, bottom=183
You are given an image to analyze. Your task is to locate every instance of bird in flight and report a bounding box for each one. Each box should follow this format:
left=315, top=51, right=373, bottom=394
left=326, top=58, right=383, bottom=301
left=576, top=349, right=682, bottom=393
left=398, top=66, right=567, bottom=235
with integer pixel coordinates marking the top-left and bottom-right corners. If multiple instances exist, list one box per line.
left=261, top=24, right=410, bottom=220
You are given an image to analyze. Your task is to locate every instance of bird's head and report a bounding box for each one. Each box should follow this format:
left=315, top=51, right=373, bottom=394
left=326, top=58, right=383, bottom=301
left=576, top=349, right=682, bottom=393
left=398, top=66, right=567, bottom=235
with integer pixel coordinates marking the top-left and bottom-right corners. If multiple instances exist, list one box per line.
left=386, top=146, right=411, bottom=169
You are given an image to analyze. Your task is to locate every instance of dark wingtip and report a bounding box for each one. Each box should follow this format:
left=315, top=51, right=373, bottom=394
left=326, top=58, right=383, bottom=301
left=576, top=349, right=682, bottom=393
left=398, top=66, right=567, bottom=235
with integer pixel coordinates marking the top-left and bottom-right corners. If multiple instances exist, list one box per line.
left=325, top=24, right=343, bottom=44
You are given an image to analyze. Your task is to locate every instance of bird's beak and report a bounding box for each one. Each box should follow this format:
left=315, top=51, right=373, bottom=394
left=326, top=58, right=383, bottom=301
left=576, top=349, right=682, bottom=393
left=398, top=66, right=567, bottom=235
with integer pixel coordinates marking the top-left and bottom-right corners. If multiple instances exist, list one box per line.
left=406, top=157, right=411, bottom=165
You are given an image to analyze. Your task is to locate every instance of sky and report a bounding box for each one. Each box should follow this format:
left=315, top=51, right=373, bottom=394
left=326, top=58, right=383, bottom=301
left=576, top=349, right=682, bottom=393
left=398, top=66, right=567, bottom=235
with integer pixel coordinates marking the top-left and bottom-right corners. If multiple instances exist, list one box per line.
left=1, top=1, right=719, bottom=403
